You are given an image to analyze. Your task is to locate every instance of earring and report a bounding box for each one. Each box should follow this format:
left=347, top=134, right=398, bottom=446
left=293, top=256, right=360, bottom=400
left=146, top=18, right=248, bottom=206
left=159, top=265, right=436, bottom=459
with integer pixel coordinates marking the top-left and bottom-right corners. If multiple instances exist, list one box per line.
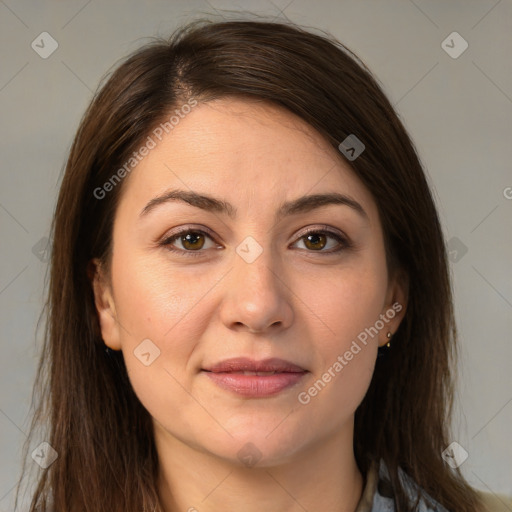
left=377, top=332, right=392, bottom=358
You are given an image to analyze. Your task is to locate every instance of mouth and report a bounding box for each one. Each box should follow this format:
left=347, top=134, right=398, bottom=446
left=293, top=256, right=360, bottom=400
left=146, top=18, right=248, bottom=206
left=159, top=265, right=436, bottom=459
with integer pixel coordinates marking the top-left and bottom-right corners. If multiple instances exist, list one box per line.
left=201, top=357, right=308, bottom=397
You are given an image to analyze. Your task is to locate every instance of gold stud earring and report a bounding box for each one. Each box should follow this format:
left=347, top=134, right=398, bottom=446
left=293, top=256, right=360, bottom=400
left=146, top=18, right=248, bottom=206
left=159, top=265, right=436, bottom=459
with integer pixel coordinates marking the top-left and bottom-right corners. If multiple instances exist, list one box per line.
left=378, top=332, right=392, bottom=358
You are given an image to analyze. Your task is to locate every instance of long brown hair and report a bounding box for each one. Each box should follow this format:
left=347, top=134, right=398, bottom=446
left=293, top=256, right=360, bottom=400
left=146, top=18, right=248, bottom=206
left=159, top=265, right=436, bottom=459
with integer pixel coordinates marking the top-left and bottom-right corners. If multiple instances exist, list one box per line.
left=16, top=18, right=483, bottom=511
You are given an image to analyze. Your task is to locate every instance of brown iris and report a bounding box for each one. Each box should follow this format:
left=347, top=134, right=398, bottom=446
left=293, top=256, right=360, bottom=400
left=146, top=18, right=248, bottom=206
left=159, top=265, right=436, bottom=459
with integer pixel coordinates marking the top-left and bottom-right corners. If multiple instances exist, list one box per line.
left=181, top=232, right=206, bottom=250
left=303, top=232, right=327, bottom=251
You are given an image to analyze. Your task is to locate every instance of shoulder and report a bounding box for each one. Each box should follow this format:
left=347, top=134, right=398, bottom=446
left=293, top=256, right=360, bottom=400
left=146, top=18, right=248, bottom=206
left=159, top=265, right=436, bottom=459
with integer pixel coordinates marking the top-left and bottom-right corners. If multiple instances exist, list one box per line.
left=476, top=490, right=512, bottom=512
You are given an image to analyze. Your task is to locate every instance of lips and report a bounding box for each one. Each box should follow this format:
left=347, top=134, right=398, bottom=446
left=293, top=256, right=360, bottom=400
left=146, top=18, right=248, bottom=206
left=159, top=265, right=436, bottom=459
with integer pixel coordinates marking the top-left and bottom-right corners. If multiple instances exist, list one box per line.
left=201, top=357, right=308, bottom=397
left=203, top=357, right=307, bottom=373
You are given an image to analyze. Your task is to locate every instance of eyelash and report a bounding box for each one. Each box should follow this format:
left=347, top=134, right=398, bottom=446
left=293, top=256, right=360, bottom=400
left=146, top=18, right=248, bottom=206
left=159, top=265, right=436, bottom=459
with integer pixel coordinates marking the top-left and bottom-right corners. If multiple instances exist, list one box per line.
left=159, top=225, right=351, bottom=258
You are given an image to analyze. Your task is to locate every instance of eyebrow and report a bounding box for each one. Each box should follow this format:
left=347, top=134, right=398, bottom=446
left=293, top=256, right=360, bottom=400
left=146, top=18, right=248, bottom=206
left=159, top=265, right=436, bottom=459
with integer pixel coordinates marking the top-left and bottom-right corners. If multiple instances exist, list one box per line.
left=139, top=189, right=368, bottom=221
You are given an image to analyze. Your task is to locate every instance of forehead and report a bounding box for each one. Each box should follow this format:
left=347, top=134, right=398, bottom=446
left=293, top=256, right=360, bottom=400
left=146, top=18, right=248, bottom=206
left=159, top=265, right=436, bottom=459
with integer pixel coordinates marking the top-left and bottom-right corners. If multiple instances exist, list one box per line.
left=117, top=97, right=377, bottom=223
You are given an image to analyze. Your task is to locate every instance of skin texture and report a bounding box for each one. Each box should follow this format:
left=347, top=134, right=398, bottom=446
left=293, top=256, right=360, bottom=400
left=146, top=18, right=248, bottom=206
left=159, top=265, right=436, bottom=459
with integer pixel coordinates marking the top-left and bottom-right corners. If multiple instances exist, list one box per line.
left=91, top=97, right=407, bottom=512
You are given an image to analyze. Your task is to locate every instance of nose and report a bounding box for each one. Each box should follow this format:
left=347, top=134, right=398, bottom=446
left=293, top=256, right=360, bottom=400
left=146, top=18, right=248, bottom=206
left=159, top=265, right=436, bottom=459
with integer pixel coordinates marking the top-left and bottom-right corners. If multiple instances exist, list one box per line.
left=218, top=243, right=294, bottom=335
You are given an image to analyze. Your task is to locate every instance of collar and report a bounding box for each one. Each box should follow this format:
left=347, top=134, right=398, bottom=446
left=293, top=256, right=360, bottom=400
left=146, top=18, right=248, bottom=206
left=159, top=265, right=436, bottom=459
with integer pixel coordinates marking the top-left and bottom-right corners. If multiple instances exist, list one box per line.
left=355, top=459, right=450, bottom=512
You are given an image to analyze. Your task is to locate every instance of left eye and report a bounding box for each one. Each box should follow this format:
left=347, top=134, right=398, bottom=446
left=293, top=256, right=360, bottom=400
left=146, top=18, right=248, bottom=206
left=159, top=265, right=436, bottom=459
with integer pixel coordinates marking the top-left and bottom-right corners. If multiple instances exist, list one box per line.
left=293, top=229, right=348, bottom=253
left=160, top=227, right=348, bottom=256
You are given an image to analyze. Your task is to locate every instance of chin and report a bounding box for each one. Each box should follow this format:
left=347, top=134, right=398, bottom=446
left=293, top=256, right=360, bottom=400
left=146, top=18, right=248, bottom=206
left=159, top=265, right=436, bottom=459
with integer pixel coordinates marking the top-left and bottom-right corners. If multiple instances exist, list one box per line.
left=201, top=424, right=311, bottom=469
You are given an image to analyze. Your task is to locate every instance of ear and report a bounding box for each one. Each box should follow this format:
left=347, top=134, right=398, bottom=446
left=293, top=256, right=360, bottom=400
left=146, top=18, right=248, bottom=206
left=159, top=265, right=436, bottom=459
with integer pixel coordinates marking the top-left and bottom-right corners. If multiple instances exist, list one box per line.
left=88, top=258, right=122, bottom=351
left=378, top=268, right=409, bottom=347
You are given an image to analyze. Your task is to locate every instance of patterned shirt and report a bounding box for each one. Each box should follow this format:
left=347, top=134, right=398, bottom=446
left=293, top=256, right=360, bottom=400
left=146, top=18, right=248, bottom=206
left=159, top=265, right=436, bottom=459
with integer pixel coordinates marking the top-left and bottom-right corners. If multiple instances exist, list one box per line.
left=355, top=459, right=449, bottom=512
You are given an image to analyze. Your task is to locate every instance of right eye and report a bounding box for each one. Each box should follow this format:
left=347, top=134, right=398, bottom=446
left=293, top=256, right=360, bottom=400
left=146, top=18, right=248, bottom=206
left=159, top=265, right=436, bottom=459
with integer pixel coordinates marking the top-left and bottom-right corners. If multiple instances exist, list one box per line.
left=160, top=228, right=221, bottom=257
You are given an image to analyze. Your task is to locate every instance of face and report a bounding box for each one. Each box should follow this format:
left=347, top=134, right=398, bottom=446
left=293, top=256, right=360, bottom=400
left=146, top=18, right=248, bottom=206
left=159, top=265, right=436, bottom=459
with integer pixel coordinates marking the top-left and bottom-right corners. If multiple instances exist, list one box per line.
left=91, top=97, right=406, bottom=467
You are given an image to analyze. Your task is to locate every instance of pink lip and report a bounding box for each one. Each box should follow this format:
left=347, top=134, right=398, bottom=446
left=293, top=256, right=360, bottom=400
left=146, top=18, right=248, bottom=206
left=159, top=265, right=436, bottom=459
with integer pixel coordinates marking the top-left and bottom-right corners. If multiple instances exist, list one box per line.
left=202, top=357, right=308, bottom=397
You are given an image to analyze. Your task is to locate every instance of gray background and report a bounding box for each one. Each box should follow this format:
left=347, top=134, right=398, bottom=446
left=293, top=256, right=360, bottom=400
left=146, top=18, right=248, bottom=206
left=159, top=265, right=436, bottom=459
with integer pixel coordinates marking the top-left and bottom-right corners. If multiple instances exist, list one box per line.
left=1, top=0, right=511, bottom=509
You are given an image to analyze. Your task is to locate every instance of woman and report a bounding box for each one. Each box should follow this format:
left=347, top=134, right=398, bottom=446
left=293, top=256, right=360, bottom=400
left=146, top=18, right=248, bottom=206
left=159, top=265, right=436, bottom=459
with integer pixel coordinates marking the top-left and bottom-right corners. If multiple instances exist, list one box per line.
left=16, top=18, right=498, bottom=511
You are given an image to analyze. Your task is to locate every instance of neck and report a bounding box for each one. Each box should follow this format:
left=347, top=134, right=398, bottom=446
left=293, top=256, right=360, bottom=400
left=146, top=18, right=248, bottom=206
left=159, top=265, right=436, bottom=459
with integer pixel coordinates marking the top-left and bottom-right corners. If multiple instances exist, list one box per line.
left=154, top=421, right=363, bottom=512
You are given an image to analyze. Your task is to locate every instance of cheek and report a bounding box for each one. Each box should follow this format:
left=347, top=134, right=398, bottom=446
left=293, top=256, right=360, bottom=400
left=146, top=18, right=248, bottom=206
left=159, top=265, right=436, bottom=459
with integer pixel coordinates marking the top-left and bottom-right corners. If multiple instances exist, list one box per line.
left=109, top=250, right=216, bottom=409
left=311, top=258, right=388, bottom=351
left=111, top=247, right=215, bottom=344
left=296, top=283, right=380, bottom=437
left=298, top=256, right=386, bottom=414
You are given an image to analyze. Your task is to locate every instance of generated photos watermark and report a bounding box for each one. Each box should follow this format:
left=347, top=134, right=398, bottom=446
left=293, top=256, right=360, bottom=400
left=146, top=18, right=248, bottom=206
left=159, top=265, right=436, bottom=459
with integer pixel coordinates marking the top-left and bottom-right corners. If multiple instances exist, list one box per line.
left=93, top=97, right=198, bottom=200
left=297, top=301, right=402, bottom=405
